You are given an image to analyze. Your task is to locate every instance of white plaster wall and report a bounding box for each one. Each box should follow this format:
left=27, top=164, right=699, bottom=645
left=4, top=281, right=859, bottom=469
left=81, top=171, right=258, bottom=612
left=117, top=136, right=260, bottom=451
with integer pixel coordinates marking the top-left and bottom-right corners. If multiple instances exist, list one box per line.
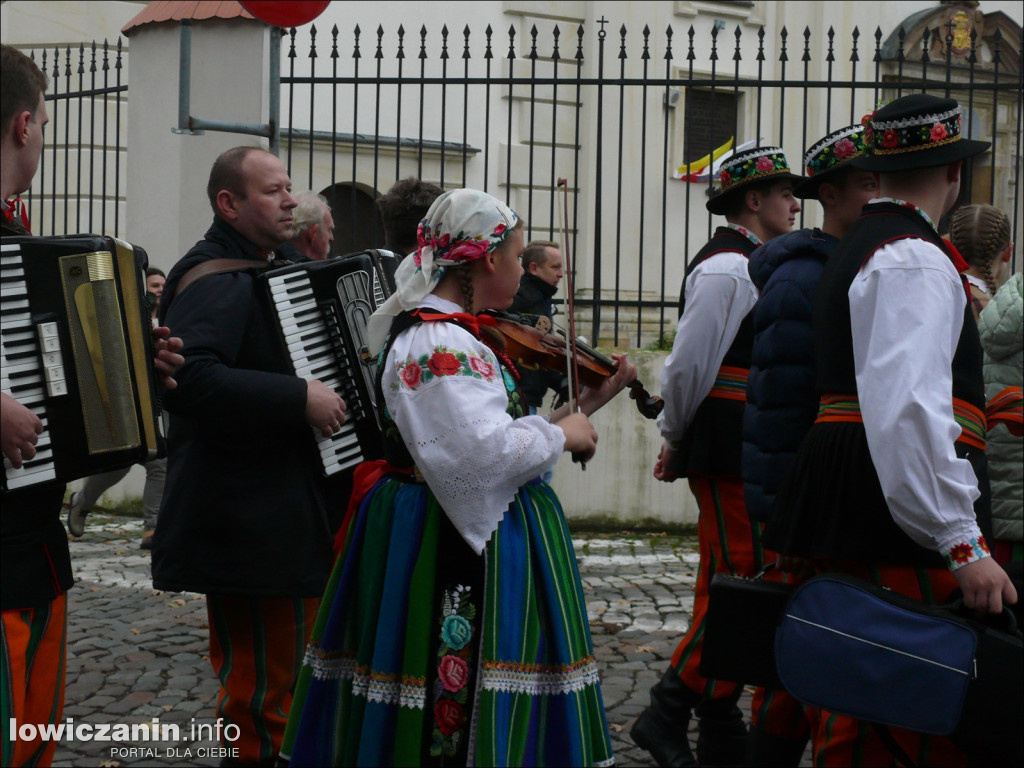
left=125, top=19, right=271, bottom=273
left=549, top=349, right=701, bottom=528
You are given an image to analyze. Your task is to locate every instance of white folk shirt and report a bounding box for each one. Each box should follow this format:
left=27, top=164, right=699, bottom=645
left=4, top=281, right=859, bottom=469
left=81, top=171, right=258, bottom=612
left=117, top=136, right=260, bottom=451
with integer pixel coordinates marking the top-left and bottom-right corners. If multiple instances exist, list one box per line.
left=657, top=250, right=758, bottom=442
left=850, top=237, right=986, bottom=568
left=381, top=294, right=565, bottom=554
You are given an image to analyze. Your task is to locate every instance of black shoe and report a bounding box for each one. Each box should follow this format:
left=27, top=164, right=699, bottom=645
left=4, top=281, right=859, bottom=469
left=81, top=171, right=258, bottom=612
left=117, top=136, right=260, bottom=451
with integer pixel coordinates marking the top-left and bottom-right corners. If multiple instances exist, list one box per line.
left=631, top=668, right=701, bottom=767
left=743, top=727, right=808, bottom=767
left=695, top=699, right=748, bottom=767
left=631, top=707, right=697, bottom=768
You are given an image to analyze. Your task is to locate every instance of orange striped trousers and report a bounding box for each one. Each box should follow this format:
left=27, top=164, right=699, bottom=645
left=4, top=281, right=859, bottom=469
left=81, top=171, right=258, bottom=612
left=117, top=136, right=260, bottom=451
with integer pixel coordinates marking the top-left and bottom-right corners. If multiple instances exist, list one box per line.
left=670, top=475, right=807, bottom=739
left=1, top=595, right=67, bottom=767
left=206, top=595, right=319, bottom=765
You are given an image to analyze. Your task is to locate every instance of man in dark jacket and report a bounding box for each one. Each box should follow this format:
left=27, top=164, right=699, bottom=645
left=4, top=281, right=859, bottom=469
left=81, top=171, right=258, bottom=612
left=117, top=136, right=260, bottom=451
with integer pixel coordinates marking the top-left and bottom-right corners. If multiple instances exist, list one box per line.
left=743, top=124, right=876, bottom=524
left=510, top=240, right=568, bottom=414
left=155, top=146, right=346, bottom=765
left=738, top=124, right=876, bottom=764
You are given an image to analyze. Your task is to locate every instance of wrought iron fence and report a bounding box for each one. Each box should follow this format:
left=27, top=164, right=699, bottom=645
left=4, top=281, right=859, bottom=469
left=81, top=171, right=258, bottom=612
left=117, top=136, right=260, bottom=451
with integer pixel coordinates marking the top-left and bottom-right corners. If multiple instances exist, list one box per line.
left=278, top=18, right=1022, bottom=347
left=18, top=17, right=1023, bottom=348
left=23, top=40, right=128, bottom=240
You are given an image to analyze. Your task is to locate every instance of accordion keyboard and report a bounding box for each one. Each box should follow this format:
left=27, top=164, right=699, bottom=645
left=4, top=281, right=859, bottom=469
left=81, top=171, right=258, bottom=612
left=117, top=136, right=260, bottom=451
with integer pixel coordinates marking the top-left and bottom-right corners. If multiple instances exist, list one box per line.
left=266, top=268, right=364, bottom=476
left=1, top=243, right=57, bottom=488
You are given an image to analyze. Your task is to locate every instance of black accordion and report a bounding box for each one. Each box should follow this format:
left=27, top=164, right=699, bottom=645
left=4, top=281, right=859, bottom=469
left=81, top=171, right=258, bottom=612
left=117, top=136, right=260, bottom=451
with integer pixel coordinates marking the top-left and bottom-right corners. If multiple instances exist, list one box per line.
left=1, top=235, right=165, bottom=492
left=259, top=249, right=398, bottom=478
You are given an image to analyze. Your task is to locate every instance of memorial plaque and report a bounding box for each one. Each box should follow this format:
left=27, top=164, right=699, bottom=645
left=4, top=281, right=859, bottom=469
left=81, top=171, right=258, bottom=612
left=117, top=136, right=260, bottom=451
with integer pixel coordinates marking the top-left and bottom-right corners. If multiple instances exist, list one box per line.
left=684, top=90, right=739, bottom=160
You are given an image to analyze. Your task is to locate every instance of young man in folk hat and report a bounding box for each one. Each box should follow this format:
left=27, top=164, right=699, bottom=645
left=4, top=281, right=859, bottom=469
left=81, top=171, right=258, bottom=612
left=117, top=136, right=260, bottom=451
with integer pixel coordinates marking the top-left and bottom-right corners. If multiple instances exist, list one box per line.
left=739, top=124, right=877, bottom=765
left=743, top=125, right=876, bottom=525
left=764, top=94, right=1017, bottom=765
left=632, top=146, right=801, bottom=767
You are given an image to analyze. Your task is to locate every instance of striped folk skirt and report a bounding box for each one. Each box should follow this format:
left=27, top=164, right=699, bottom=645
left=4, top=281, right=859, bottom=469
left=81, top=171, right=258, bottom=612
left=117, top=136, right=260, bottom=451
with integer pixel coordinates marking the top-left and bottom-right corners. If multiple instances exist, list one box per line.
left=281, top=476, right=614, bottom=767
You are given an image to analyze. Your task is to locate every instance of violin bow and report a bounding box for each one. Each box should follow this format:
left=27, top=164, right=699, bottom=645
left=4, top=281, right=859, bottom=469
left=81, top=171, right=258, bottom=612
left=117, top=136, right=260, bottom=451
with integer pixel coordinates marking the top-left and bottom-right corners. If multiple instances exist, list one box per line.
left=557, top=178, right=587, bottom=469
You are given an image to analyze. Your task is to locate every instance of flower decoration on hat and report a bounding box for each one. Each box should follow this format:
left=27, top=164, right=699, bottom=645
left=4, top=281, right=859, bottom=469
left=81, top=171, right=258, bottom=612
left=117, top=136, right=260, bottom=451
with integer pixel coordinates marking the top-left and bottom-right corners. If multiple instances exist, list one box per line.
left=803, top=124, right=867, bottom=178
left=717, top=146, right=792, bottom=193
left=707, top=145, right=801, bottom=213
left=853, top=94, right=989, bottom=173
left=865, top=105, right=963, bottom=156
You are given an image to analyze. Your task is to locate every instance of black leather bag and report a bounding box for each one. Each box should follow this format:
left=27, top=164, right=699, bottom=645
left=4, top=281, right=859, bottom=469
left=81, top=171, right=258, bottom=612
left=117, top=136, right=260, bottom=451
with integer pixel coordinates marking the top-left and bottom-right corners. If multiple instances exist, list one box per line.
left=700, top=563, right=794, bottom=690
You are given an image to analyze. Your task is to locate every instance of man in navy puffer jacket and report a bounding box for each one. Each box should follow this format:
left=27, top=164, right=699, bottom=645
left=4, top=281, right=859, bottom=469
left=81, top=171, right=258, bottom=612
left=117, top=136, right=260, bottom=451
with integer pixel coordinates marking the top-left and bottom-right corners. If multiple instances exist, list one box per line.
left=743, top=124, right=877, bottom=529
left=741, top=127, right=877, bottom=764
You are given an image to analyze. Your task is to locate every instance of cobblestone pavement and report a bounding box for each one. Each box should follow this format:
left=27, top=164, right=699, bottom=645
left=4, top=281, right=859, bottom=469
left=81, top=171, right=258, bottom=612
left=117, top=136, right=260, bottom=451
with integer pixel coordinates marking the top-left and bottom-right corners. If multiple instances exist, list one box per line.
left=53, top=514, right=795, bottom=767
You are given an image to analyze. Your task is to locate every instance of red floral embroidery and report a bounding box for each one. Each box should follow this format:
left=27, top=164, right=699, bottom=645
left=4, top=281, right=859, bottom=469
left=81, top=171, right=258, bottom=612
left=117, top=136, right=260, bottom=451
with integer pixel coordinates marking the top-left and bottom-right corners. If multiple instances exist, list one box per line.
left=448, top=239, right=490, bottom=262
left=929, top=122, right=948, bottom=141
left=881, top=129, right=899, bottom=149
left=400, top=362, right=422, bottom=388
left=438, top=655, right=470, bottom=693
left=756, top=156, right=774, bottom=172
left=493, top=222, right=507, bottom=236
left=435, top=699, right=464, bottom=735
left=468, top=355, right=496, bottom=380
left=428, top=351, right=462, bottom=377
left=720, top=170, right=732, bottom=186
left=949, top=543, right=973, bottom=564
left=834, top=137, right=857, bottom=159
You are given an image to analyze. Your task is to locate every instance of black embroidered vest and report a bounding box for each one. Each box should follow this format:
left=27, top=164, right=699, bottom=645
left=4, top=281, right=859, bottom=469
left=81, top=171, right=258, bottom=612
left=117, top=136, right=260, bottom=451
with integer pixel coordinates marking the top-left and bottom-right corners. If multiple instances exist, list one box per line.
left=671, top=227, right=758, bottom=478
left=811, top=201, right=990, bottom=561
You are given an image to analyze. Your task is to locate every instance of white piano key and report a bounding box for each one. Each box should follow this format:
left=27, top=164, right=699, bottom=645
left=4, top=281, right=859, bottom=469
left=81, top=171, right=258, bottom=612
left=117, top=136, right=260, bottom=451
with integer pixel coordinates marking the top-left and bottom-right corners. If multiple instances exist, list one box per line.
left=5, top=467, right=58, bottom=489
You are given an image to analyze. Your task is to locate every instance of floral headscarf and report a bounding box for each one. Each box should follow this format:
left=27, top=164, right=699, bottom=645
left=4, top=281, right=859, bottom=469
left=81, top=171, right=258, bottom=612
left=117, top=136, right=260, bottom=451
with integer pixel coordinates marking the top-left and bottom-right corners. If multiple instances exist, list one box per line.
left=367, top=188, right=519, bottom=353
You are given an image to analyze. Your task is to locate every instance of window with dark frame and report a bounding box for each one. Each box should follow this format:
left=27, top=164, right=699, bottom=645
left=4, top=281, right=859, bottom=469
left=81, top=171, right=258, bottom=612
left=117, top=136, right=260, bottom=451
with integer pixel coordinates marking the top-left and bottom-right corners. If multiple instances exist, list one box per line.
left=683, top=89, right=740, bottom=162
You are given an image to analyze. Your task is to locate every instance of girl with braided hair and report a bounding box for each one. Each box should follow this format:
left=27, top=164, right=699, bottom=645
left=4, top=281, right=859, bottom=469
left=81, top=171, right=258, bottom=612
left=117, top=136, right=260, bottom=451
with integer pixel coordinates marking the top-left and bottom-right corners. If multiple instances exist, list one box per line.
left=282, top=189, right=634, bottom=766
left=949, top=203, right=1013, bottom=322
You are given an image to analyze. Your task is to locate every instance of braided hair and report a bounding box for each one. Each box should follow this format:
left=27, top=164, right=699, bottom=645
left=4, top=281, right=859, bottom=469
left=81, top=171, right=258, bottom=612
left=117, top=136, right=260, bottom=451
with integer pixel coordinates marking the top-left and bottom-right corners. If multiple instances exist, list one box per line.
left=950, top=204, right=1011, bottom=296
left=449, top=263, right=475, bottom=314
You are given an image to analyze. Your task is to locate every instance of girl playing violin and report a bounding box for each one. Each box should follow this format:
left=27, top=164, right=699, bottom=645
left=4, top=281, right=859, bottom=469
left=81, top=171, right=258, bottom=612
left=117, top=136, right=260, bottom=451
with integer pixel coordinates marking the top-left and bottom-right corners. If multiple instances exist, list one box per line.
left=282, top=188, right=635, bottom=766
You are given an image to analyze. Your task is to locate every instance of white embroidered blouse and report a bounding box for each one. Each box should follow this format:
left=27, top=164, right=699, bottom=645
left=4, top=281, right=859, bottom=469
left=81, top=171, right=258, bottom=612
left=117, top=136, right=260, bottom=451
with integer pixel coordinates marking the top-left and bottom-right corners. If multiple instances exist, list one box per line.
left=381, top=295, right=566, bottom=554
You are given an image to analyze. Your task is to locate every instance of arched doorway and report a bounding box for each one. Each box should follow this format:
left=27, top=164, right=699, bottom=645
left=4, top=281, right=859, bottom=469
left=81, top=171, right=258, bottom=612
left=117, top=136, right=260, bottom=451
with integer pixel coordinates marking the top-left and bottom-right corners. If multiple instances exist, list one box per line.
left=320, top=182, right=386, bottom=258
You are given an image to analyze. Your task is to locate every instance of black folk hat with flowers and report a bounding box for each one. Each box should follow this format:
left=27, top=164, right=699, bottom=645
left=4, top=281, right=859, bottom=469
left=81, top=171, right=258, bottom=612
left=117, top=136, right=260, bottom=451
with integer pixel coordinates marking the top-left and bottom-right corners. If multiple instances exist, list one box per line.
left=706, top=146, right=802, bottom=215
left=853, top=93, right=989, bottom=172
left=793, top=124, right=868, bottom=199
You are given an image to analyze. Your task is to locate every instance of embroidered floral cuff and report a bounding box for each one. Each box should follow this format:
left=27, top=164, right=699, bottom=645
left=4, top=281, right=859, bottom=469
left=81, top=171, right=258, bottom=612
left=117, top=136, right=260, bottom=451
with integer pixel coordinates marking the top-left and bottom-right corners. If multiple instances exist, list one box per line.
left=942, top=535, right=991, bottom=571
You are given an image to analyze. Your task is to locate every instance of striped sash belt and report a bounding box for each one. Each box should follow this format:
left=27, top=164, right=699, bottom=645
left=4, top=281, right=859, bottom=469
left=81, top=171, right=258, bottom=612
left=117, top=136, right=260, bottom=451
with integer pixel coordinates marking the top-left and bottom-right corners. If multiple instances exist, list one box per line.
left=986, top=386, right=1024, bottom=436
left=815, top=394, right=987, bottom=450
left=708, top=365, right=749, bottom=401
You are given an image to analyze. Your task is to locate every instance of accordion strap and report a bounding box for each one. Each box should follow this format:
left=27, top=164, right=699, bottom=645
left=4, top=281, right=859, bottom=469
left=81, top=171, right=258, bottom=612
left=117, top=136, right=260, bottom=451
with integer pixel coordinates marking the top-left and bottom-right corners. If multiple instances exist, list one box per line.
left=176, top=258, right=273, bottom=296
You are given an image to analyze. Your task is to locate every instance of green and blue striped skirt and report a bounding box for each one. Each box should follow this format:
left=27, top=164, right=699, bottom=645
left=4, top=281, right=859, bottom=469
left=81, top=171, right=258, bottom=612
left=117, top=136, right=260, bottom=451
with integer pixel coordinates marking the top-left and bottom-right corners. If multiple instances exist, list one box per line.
left=281, top=475, right=614, bottom=767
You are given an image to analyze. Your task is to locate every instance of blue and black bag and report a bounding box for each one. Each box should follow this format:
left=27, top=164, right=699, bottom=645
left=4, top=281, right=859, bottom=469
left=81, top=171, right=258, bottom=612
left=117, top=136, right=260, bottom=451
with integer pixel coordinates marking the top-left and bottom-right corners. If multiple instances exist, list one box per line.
left=775, top=573, right=1022, bottom=767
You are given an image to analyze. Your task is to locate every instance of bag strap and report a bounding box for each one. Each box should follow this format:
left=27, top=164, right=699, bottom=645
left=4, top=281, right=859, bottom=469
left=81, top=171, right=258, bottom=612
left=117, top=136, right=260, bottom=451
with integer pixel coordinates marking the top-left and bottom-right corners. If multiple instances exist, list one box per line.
left=176, top=258, right=272, bottom=297
left=871, top=723, right=918, bottom=768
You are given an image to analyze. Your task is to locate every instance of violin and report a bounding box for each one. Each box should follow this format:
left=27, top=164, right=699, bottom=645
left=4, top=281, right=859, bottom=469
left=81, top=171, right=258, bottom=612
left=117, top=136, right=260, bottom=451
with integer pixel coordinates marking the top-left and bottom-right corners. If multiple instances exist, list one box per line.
left=482, top=310, right=664, bottom=420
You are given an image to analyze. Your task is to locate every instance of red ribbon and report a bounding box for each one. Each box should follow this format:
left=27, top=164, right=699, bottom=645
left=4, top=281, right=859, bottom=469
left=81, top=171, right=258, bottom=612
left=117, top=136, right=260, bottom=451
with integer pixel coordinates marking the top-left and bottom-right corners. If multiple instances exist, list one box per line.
left=410, top=309, right=497, bottom=339
left=942, top=237, right=974, bottom=305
